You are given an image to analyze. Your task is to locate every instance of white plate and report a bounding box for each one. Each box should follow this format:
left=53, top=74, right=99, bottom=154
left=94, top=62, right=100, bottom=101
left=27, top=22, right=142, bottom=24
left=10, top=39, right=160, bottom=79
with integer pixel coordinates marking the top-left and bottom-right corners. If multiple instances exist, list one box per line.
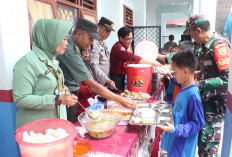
left=135, top=40, right=158, bottom=62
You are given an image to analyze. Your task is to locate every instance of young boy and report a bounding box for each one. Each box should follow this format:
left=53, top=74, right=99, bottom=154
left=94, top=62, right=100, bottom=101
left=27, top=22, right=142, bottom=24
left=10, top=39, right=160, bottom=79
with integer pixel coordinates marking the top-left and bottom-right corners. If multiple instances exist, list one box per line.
left=157, top=51, right=205, bottom=157
left=166, top=40, right=194, bottom=103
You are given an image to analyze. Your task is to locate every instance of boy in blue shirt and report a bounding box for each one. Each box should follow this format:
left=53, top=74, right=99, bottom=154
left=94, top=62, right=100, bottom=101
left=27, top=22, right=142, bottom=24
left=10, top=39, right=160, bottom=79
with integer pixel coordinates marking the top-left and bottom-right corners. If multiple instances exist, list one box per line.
left=157, top=51, right=205, bottom=157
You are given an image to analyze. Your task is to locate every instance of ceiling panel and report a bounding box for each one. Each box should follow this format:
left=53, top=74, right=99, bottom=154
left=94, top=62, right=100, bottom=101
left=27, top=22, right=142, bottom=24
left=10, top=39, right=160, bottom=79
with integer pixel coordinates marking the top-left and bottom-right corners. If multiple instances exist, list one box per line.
left=150, top=0, right=191, bottom=6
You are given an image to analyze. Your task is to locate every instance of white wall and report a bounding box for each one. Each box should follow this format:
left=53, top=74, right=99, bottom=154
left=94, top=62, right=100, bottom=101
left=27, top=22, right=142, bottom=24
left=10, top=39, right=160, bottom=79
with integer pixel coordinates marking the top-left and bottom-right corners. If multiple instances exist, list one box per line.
left=0, top=1, right=30, bottom=156
left=156, top=4, right=190, bottom=38
left=0, top=0, right=30, bottom=90
left=146, top=0, right=156, bottom=26
left=97, top=0, right=146, bottom=50
left=193, top=0, right=200, bottom=15
left=123, top=0, right=134, bottom=9
left=133, top=0, right=146, bottom=26
left=124, top=0, right=147, bottom=26
left=97, top=0, right=123, bottom=50
left=161, top=13, right=189, bottom=37
left=200, top=0, right=217, bottom=32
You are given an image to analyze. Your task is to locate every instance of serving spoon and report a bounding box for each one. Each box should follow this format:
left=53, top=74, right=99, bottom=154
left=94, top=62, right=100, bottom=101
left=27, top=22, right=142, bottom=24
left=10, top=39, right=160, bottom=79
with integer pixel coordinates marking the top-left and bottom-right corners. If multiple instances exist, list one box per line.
left=78, top=101, right=100, bottom=120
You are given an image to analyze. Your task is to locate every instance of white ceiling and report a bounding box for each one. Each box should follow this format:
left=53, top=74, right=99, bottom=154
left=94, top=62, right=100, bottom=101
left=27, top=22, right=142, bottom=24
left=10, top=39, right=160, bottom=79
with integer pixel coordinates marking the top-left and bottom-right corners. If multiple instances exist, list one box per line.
left=147, top=0, right=192, bottom=16
left=150, top=0, right=192, bottom=6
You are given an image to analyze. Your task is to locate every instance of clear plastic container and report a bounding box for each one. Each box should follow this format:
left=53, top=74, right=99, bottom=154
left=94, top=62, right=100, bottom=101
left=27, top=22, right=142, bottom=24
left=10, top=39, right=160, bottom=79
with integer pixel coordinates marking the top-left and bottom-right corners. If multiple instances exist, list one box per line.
left=15, top=118, right=78, bottom=157
left=78, top=112, right=120, bottom=139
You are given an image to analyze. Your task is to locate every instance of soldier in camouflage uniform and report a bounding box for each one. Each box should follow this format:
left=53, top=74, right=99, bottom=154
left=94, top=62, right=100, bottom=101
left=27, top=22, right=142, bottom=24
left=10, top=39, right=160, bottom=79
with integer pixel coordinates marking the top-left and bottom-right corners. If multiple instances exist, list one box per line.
left=184, top=14, right=231, bottom=157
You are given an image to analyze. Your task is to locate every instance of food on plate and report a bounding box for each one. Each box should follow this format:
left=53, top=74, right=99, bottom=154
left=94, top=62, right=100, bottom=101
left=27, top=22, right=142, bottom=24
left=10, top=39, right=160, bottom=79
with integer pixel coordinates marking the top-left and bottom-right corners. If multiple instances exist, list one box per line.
left=133, top=108, right=158, bottom=118
left=136, top=103, right=152, bottom=108
left=154, top=64, right=173, bottom=74
left=136, top=104, right=144, bottom=107
left=131, top=117, right=154, bottom=124
left=22, top=128, right=69, bottom=143
left=132, top=117, right=141, bottom=123
left=109, top=101, right=142, bottom=107
left=100, top=109, right=132, bottom=120
left=141, top=118, right=154, bottom=124
left=119, top=90, right=149, bottom=99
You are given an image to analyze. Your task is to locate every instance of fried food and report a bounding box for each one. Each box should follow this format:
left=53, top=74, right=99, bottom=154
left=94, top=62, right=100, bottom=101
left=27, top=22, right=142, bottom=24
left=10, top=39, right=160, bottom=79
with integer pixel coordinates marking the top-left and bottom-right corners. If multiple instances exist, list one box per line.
left=119, top=90, right=148, bottom=99
left=100, top=109, right=132, bottom=120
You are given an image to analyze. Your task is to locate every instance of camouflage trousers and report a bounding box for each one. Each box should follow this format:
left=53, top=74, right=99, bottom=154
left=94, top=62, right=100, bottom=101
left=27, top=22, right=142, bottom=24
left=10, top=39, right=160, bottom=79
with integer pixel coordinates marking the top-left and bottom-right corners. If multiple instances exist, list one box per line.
left=198, top=104, right=224, bottom=157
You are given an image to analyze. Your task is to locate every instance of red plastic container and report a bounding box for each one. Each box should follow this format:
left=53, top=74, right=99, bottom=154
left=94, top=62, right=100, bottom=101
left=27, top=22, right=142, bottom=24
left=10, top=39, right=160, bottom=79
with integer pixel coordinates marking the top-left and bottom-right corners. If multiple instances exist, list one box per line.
left=127, top=64, right=153, bottom=94
left=15, top=119, right=78, bottom=157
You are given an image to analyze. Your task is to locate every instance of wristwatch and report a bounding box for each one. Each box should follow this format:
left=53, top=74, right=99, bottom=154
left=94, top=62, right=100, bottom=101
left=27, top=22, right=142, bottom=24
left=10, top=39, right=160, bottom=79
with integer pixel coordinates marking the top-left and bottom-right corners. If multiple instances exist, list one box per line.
left=55, top=94, right=61, bottom=106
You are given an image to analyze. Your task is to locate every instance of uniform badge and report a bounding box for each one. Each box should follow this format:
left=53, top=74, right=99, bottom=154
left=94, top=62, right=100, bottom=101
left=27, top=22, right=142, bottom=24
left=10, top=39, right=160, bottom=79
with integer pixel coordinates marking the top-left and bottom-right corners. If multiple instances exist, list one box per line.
left=218, top=47, right=227, bottom=56
left=215, top=42, right=227, bottom=56
left=120, top=47, right=126, bottom=51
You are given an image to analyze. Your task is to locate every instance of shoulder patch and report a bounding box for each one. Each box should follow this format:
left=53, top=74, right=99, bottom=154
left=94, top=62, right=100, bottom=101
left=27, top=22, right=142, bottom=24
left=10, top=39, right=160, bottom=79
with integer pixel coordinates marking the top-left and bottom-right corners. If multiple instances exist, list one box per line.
left=214, top=42, right=228, bottom=56
left=214, top=41, right=230, bottom=73
left=120, top=47, right=126, bottom=51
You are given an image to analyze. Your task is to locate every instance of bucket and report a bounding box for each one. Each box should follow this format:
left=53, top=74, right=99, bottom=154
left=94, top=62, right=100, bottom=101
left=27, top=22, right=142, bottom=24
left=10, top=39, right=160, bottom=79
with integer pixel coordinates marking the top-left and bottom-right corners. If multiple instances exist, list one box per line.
left=15, top=119, right=78, bottom=157
left=127, top=64, right=153, bottom=94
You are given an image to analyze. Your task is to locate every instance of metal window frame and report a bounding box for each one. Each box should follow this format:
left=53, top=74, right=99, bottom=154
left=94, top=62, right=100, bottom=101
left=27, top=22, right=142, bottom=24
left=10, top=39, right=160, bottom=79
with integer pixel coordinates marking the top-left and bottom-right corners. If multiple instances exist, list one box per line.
left=132, top=26, right=161, bottom=52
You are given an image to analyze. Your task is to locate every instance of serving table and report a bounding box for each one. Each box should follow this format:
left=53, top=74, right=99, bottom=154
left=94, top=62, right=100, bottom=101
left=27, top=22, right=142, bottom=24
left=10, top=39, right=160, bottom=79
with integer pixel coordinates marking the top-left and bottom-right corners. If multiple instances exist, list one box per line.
left=74, top=122, right=141, bottom=156
left=74, top=83, right=165, bottom=157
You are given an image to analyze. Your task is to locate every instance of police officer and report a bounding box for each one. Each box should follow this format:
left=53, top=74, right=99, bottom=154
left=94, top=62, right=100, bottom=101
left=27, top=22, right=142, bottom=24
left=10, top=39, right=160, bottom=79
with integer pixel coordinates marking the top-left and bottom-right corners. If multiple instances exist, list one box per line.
left=87, top=17, right=117, bottom=90
left=184, top=14, right=231, bottom=157
left=57, top=18, right=137, bottom=123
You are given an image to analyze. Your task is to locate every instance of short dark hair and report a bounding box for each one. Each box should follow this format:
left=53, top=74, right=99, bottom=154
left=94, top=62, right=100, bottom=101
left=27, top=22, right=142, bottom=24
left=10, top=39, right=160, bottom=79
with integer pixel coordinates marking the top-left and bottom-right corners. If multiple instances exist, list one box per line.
left=171, top=51, right=197, bottom=73
left=118, top=27, right=132, bottom=39
left=169, top=34, right=174, bottom=40
left=192, top=21, right=211, bottom=31
left=179, top=40, right=194, bottom=53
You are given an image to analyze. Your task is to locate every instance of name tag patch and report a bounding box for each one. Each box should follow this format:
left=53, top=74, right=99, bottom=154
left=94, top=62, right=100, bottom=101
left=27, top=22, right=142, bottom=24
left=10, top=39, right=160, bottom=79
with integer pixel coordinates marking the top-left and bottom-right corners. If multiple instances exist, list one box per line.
left=45, top=69, right=51, bottom=75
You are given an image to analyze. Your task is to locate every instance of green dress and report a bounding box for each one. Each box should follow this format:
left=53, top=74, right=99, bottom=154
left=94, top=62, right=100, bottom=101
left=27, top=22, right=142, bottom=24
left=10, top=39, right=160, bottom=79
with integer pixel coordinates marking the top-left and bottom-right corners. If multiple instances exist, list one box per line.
left=13, top=19, right=72, bottom=128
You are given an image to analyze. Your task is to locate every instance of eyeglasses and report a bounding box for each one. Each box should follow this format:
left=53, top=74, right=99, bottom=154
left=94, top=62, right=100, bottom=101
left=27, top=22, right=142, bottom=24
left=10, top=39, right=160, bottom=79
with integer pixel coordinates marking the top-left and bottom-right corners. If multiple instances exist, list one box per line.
left=124, top=37, right=134, bottom=41
left=82, top=49, right=92, bottom=54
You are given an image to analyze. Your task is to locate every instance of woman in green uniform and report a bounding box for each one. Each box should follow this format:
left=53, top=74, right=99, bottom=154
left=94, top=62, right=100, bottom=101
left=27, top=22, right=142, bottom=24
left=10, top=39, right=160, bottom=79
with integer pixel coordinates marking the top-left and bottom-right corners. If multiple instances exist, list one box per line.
left=13, top=19, right=78, bottom=128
